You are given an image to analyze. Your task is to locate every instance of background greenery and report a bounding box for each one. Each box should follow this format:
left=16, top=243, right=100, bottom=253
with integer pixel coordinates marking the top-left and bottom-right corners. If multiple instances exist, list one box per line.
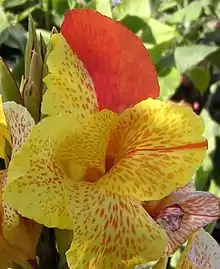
left=0, top=0, right=220, bottom=268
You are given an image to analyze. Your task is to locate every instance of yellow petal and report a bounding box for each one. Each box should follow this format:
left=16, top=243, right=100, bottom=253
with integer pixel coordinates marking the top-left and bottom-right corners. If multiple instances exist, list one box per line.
left=0, top=96, right=11, bottom=158
left=0, top=235, right=27, bottom=268
left=2, top=203, right=41, bottom=259
left=177, top=229, right=220, bottom=269
left=42, top=33, right=98, bottom=116
left=3, top=110, right=115, bottom=228
left=1, top=170, right=41, bottom=260
left=98, top=99, right=207, bottom=201
left=3, top=101, right=35, bottom=156
left=57, top=109, right=117, bottom=181
left=3, top=112, right=83, bottom=229
left=0, top=139, right=5, bottom=160
left=66, top=185, right=167, bottom=269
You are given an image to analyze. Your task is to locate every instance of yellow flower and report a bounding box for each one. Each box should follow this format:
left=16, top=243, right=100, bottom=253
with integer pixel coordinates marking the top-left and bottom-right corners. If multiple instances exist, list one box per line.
left=0, top=99, right=41, bottom=268
left=3, top=10, right=207, bottom=269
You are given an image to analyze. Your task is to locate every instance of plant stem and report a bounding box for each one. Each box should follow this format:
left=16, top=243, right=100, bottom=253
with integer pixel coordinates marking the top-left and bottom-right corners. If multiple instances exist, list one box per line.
left=36, top=227, right=59, bottom=269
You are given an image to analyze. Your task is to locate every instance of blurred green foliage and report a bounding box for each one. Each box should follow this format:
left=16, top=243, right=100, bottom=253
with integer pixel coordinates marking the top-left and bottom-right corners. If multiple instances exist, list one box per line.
left=1, top=0, right=220, bottom=268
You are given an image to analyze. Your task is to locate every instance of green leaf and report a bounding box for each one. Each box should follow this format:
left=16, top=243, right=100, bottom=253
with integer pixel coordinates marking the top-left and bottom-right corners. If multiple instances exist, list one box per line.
left=17, top=3, right=41, bottom=22
left=12, top=57, right=24, bottom=86
left=23, top=50, right=43, bottom=123
left=83, top=0, right=96, bottom=9
left=36, top=29, right=51, bottom=45
left=169, top=248, right=182, bottom=268
left=0, top=58, right=22, bottom=104
left=3, top=0, right=29, bottom=8
left=167, top=0, right=203, bottom=24
left=113, top=0, right=152, bottom=21
left=51, top=0, right=70, bottom=15
left=25, top=15, right=40, bottom=79
left=147, top=41, right=173, bottom=65
left=143, top=18, right=177, bottom=44
left=202, top=109, right=218, bottom=155
left=195, top=109, right=217, bottom=191
left=96, top=0, right=112, bottom=17
left=4, top=24, right=26, bottom=52
left=158, top=0, right=177, bottom=12
left=158, top=68, right=181, bottom=101
left=120, top=15, right=146, bottom=33
left=207, top=48, right=220, bottom=70
left=82, top=0, right=112, bottom=17
left=23, top=81, right=40, bottom=123
left=209, top=180, right=220, bottom=197
left=55, top=229, right=73, bottom=268
left=174, top=45, right=218, bottom=73
left=67, top=0, right=76, bottom=8
left=188, top=67, right=210, bottom=95
left=0, top=6, right=9, bottom=46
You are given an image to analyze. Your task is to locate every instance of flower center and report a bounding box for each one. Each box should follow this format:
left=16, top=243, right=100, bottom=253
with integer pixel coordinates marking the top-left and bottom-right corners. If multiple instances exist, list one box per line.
left=156, top=204, right=184, bottom=232
left=85, top=154, right=116, bottom=182
left=61, top=154, right=116, bottom=183
left=84, top=167, right=104, bottom=182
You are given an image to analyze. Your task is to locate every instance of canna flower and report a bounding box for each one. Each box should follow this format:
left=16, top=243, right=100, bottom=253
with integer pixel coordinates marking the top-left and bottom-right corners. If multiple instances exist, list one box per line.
left=0, top=99, right=40, bottom=268
left=152, top=229, right=220, bottom=269
left=144, top=183, right=220, bottom=256
left=3, top=10, right=207, bottom=268
left=176, top=228, right=220, bottom=269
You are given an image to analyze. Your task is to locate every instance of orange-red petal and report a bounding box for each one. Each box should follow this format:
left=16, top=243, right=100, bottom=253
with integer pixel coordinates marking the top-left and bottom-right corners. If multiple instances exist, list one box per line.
left=61, top=9, right=159, bottom=113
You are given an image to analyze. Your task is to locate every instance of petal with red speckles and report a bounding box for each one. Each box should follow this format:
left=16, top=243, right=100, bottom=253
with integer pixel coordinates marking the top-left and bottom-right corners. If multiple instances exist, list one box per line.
left=42, top=34, right=98, bottom=116
left=177, top=229, right=220, bottom=269
left=97, top=99, right=207, bottom=201
left=66, top=185, right=167, bottom=269
left=166, top=191, right=219, bottom=254
left=3, top=101, right=35, bottom=156
left=0, top=170, right=40, bottom=264
left=3, top=110, right=116, bottom=229
left=144, top=185, right=220, bottom=255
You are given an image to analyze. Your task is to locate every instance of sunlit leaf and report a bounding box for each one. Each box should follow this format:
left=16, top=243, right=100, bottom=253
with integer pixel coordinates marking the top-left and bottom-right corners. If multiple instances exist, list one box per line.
left=142, top=18, right=177, bottom=44
left=0, top=58, right=22, bottom=103
left=3, top=0, right=30, bottom=8
left=4, top=24, right=26, bottom=52
left=25, top=15, right=40, bottom=79
left=147, top=41, right=172, bottom=65
left=195, top=109, right=218, bottom=191
left=158, top=68, right=181, bottom=101
left=0, top=6, right=9, bottom=46
left=113, top=0, right=152, bottom=20
left=56, top=229, right=73, bottom=268
left=96, top=0, right=112, bottom=17
left=81, top=0, right=112, bottom=17
left=188, top=67, right=210, bottom=95
left=208, top=48, right=220, bottom=70
left=159, top=0, right=178, bottom=12
left=167, top=0, right=203, bottom=24
left=175, top=45, right=218, bottom=73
